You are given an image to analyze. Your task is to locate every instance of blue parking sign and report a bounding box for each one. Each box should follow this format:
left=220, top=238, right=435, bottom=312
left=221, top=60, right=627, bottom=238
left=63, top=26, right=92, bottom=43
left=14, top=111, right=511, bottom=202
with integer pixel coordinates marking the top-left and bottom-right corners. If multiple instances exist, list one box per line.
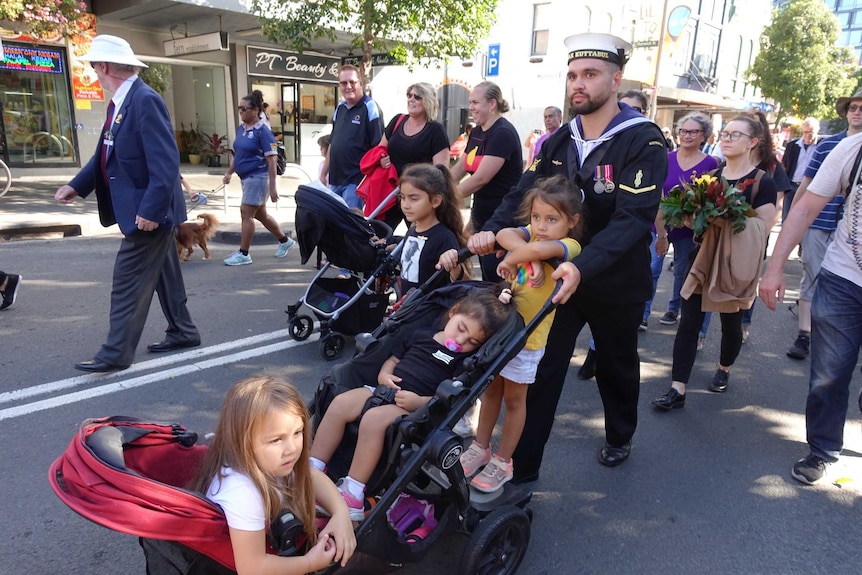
left=486, top=44, right=500, bottom=77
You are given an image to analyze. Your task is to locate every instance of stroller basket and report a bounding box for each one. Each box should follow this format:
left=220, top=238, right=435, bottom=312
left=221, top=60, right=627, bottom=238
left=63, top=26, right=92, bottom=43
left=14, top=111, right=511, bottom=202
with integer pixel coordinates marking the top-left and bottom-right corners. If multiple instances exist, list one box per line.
left=306, top=277, right=389, bottom=336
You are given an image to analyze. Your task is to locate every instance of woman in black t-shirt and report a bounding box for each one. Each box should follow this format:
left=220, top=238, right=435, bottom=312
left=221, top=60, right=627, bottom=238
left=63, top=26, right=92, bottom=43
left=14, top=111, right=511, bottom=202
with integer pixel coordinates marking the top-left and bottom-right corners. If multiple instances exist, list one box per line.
left=653, top=116, right=777, bottom=412
left=450, top=81, right=523, bottom=280
left=377, top=82, right=450, bottom=231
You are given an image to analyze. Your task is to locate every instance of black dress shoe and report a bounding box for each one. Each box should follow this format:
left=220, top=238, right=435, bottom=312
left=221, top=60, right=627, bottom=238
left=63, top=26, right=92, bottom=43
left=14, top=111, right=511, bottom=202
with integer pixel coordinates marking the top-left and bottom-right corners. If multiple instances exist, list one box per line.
left=652, top=387, right=685, bottom=411
left=147, top=338, right=201, bottom=353
left=74, top=359, right=129, bottom=373
left=599, top=442, right=631, bottom=467
left=708, top=369, right=729, bottom=393
left=577, top=348, right=597, bottom=380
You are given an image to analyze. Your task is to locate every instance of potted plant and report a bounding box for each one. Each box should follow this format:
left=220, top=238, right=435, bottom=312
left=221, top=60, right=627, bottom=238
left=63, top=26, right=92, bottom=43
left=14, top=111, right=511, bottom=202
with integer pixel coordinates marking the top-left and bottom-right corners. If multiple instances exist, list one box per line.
left=203, top=132, right=229, bottom=167
left=180, top=123, right=203, bottom=164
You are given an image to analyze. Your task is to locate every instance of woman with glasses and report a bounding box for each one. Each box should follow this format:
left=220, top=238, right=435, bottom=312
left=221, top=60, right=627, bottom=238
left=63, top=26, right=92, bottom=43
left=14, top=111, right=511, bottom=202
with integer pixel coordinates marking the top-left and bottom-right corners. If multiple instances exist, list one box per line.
left=653, top=115, right=777, bottom=411
left=222, top=91, right=295, bottom=266
left=451, top=81, right=523, bottom=280
left=376, top=82, right=450, bottom=231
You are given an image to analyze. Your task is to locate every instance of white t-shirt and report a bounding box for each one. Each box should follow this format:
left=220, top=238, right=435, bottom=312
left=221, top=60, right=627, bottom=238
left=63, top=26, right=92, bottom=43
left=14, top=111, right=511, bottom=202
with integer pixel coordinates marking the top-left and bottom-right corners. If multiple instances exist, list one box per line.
left=807, top=131, right=862, bottom=287
left=206, top=467, right=267, bottom=531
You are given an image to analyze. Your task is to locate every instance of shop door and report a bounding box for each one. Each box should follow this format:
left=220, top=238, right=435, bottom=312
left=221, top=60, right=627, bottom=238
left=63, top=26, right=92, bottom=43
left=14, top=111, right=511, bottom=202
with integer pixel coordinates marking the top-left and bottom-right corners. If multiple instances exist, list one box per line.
left=281, top=83, right=299, bottom=163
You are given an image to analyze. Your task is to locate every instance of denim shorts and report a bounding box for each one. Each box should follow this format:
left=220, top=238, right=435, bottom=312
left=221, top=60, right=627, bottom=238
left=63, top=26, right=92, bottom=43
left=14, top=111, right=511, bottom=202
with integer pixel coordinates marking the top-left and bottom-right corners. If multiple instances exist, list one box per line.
left=241, top=173, right=269, bottom=206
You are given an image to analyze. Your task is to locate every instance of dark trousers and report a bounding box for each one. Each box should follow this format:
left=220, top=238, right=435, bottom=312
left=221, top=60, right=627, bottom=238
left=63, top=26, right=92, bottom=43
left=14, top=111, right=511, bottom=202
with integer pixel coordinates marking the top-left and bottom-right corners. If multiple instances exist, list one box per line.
left=95, top=228, right=198, bottom=366
left=512, top=294, right=643, bottom=480
left=671, top=292, right=744, bottom=383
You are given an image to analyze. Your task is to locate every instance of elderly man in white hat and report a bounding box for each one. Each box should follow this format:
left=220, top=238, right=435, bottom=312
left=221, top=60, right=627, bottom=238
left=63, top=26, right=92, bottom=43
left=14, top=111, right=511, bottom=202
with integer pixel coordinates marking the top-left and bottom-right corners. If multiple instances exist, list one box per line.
left=467, top=32, right=667, bottom=478
left=55, top=35, right=199, bottom=373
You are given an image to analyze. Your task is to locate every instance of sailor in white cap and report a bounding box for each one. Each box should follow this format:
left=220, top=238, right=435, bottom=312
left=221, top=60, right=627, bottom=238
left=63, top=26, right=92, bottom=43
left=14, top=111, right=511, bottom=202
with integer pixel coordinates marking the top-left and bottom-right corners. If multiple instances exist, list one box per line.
left=468, top=32, right=668, bottom=477
left=55, top=35, right=199, bottom=373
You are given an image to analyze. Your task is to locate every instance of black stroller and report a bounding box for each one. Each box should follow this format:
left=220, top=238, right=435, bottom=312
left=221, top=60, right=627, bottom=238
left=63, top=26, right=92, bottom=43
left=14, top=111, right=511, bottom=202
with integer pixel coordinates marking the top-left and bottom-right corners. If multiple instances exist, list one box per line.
left=288, top=183, right=402, bottom=360
left=310, top=267, right=564, bottom=574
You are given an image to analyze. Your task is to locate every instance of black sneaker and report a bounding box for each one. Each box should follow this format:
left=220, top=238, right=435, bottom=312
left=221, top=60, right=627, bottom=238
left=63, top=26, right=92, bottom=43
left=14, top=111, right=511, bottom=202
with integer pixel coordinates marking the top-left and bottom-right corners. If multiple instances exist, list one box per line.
left=652, top=387, right=685, bottom=411
left=0, top=274, right=20, bottom=311
left=787, top=334, right=810, bottom=360
left=659, top=311, right=678, bottom=325
left=708, top=369, right=729, bottom=393
left=791, top=454, right=831, bottom=485
left=577, top=349, right=597, bottom=380
left=638, top=319, right=648, bottom=331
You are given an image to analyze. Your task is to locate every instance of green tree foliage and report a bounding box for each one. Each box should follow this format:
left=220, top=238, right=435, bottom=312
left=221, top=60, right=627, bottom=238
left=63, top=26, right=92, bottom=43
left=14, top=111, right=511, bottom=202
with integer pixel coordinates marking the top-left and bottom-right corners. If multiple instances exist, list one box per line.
left=138, top=64, right=172, bottom=95
left=250, top=0, right=498, bottom=84
left=748, top=0, right=857, bottom=121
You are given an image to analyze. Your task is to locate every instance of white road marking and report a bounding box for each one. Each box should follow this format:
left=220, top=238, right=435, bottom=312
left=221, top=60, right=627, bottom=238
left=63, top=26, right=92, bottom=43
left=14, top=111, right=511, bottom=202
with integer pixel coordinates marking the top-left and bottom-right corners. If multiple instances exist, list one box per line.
left=0, top=331, right=321, bottom=421
left=0, top=328, right=300, bottom=405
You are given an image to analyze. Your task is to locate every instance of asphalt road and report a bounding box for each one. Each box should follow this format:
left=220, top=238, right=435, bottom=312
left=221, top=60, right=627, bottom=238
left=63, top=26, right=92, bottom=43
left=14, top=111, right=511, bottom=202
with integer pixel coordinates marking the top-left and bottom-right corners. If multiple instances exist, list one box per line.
left=1, top=231, right=860, bottom=575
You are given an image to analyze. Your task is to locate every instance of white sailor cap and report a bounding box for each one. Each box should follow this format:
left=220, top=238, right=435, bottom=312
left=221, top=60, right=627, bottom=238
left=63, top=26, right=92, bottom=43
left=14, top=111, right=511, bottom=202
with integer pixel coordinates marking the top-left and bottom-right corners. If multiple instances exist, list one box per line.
left=564, top=33, right=632, bottom=67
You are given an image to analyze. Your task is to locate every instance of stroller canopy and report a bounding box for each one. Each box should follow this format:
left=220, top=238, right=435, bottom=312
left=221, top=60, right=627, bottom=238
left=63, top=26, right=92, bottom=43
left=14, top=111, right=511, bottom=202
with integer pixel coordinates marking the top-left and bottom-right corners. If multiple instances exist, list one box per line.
left=295, top=184, right=389, bottom=270
left=48, top=416, right=236, bottom=570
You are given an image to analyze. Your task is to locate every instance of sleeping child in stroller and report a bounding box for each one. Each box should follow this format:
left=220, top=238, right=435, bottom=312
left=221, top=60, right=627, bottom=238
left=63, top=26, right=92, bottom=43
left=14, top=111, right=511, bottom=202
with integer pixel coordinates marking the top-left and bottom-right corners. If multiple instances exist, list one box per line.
left=309, top=287, right=513, bottom=520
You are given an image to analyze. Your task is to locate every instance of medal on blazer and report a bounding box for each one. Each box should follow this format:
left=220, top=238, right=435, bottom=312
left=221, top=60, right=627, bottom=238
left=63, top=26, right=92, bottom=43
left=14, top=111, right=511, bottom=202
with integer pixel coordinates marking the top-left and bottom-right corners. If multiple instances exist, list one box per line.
left=593, top=164, right=615, bottom=194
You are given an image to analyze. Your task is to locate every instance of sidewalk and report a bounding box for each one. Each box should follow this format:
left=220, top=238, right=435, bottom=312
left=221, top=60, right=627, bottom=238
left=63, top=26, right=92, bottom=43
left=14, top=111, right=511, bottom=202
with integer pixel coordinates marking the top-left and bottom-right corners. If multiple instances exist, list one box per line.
left=0, top=164, right=311, bottom=244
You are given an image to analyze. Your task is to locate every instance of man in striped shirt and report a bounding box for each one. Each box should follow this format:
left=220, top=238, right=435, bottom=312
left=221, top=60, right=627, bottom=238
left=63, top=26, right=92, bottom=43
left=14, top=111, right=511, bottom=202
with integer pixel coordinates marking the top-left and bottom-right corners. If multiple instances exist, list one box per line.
left=785, top=89, right=862, bottom=360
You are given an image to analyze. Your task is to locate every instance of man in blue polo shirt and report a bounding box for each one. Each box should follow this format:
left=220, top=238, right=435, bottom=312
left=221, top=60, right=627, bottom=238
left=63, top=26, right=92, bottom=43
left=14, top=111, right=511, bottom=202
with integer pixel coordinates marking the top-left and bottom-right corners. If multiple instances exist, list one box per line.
left=785, top=88, right=862, bottom=360
left=320, top=65, right=383, bottom=210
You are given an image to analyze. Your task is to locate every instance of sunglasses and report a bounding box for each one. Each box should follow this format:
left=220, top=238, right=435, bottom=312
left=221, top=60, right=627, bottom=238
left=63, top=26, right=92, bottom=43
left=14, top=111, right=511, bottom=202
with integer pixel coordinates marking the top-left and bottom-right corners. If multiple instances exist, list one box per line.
left=339, top=80, right=358, bottom=87
left=237, top=106, right=253, bottom=112
left=631, top=106, right=644, bottom=114
left=406, top=92, right=423, bottom=100
left=848, top=104, right=862, bottom=113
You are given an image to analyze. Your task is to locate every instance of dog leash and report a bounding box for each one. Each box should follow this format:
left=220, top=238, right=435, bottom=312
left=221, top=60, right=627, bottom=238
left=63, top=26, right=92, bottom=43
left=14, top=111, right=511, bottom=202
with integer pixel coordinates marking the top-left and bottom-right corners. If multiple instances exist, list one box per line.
left=187, top=183, right=225, bottom=213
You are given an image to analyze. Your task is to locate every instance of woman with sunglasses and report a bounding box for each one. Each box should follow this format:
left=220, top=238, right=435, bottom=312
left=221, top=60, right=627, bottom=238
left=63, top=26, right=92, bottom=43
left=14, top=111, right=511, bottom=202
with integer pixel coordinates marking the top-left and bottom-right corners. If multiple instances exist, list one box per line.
left=653, top=115, right=777, bottom=411
left=376, top=82, right=450, bottom=231
left=222, top=91, right=295, bottom=266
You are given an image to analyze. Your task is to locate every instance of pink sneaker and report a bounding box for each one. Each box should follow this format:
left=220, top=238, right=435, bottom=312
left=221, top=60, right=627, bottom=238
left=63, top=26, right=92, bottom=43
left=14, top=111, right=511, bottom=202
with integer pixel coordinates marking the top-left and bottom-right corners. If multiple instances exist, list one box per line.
left=337, top=481, right=366, bottom=521
left=470, top=454, right=513, bottom=493
left=460, top=441, right=491, bottom=478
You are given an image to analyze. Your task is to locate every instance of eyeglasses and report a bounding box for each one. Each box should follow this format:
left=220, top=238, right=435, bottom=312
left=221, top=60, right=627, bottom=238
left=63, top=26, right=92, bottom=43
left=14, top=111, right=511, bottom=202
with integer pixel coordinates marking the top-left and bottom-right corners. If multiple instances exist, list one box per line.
left=848, top=104, right=862, bottom=113
left=406, top=92, right=423, bottom=100
left=339, top=80, right=358, bottom=87
left=631, top=107, right=644, bottom=114
left=718, top=130, right=751, bottom=141
left=678, top=129, right=703, bottom=137
left=237, top=106, right=252, bottom=112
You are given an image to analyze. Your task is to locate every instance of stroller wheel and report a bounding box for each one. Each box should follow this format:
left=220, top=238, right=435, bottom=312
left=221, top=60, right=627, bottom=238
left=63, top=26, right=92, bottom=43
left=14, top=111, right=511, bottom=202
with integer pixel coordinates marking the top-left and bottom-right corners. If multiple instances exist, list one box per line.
left=288, top=315, right=314, bottom=341
left=460, top=505, right=530, bottom=575
left=320, top=333, right=346, bottom=360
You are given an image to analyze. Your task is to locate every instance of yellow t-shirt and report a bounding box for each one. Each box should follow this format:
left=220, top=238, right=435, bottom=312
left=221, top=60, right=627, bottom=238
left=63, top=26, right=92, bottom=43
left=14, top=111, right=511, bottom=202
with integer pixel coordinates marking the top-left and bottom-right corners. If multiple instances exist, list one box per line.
left=510, top=226, right=581, bottom=350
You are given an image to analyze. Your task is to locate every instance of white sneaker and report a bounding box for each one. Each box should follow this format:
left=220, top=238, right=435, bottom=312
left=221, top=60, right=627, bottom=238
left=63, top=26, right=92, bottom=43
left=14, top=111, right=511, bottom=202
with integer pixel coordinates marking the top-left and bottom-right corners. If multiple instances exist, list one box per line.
left=275, top=238, right=295, bottom=258
left=224, top=251, right=252, bottom=266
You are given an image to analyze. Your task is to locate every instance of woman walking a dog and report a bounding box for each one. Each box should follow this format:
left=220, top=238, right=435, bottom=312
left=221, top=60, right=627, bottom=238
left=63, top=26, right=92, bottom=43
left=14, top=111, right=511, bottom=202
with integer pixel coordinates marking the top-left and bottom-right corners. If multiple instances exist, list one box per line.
left=223, top=91, right=296, bottom=266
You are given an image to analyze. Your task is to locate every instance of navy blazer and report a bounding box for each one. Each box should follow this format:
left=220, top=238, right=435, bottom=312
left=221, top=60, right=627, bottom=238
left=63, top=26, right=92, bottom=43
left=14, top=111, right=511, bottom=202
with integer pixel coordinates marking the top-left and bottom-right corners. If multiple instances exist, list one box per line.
left=70, top=78, right=186, bottom=235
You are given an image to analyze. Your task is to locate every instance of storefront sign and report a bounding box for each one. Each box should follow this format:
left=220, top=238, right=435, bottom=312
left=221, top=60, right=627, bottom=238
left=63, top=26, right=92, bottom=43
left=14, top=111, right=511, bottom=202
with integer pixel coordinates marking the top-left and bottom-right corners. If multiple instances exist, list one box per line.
left=341, top=53, right=401, bottom=67
left=164, top=32, right=228, bottom=57
left=247, top=46, right=339, bottom=83
left=0, top=45, right=64, bottom=74
left=69, top=15, right=104, bottom=101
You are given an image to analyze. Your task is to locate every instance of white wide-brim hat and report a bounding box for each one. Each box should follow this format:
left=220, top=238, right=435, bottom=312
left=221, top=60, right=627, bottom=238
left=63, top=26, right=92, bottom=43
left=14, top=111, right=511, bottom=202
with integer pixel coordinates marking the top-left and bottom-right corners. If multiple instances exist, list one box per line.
left=78, top=35, right=148, bottom=68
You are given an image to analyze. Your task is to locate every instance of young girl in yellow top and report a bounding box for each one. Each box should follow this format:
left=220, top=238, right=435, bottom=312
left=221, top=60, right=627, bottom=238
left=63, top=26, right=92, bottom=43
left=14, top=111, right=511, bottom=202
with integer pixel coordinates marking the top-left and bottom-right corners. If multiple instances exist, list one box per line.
left=191, top=376, right=356, bottom=575
left=450, top=174, right=583, bottom=492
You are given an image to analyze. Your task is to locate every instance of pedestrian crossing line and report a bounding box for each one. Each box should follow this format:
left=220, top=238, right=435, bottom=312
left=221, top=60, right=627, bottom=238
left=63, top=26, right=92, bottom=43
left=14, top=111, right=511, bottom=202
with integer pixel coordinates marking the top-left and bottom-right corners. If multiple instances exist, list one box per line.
left=0, top=327, right=314, bottom=406
left=0, top=333, right=321, bottom=421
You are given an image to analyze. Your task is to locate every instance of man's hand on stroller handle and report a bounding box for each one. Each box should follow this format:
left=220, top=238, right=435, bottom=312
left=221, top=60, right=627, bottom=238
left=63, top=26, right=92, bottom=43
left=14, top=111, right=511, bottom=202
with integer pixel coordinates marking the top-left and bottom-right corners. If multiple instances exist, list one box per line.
left=467, top=231, right=505, bottom=258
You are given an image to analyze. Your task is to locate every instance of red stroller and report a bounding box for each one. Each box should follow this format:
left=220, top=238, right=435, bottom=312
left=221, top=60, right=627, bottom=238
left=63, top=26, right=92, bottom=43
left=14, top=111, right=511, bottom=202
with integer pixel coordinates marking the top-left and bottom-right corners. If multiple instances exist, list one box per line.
left=48, top=416, right=302, bottom=574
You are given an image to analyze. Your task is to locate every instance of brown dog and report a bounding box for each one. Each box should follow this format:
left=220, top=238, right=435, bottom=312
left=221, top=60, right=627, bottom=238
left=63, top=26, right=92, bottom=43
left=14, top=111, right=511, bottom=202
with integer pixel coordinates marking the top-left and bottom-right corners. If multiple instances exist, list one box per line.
left=175, top=213, right=218, bottom=261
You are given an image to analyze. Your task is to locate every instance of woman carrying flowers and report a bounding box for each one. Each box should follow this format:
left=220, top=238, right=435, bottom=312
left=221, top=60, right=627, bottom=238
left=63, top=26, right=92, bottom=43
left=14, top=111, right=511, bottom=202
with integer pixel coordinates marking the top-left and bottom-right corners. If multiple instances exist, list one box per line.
left=653, top=115, right=777, bottom=411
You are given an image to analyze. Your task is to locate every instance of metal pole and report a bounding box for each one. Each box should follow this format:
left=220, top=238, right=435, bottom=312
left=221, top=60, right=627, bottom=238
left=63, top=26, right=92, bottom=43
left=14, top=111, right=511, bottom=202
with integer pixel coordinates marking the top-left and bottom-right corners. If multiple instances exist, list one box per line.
left=649, top=0, right=670, bottom=121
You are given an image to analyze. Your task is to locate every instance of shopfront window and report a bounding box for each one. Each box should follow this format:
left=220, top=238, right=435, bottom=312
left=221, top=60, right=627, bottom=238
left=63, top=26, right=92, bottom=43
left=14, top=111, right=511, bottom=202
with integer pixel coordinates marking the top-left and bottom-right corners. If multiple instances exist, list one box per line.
left=0, top=42, right=78, bottom=166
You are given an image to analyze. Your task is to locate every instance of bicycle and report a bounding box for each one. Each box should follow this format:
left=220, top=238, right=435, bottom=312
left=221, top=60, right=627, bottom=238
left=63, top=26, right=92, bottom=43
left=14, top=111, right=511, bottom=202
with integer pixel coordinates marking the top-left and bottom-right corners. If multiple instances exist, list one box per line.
left=0, top=157, right=11, bottom=198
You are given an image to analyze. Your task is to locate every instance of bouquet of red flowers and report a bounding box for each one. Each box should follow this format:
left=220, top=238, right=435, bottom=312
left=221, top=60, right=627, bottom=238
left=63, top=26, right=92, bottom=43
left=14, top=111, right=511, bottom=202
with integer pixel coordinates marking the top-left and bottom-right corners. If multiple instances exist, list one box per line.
left=660, top=173, right=757, bottom=237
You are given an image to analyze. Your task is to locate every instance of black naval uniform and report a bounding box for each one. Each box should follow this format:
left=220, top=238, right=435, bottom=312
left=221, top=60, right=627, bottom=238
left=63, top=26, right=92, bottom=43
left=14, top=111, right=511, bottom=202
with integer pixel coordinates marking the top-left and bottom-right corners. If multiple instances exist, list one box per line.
left=483, top=106, right=668, bottom=481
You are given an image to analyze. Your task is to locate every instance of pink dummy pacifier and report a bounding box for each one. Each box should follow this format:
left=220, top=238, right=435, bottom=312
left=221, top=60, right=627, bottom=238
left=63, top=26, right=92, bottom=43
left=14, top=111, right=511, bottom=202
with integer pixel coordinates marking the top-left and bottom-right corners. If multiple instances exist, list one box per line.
left=445, top=339, right=463, bottom=352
